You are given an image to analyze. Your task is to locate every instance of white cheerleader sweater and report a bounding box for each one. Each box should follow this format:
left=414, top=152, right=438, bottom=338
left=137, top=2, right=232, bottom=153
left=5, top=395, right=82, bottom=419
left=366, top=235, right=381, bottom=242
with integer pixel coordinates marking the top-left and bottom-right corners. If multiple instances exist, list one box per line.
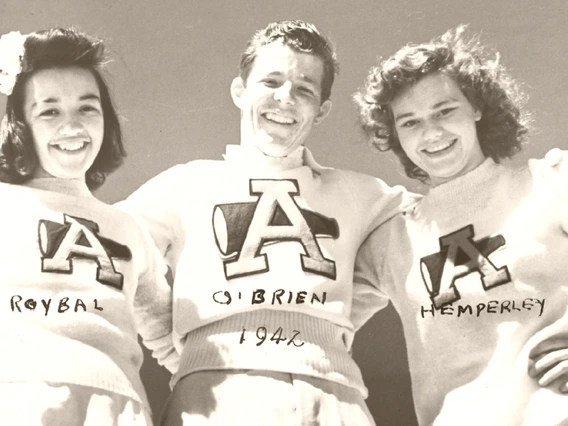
left=354, top=153, right=568, bottom=425
left=121, top=145, right=410, bottom=397
left=0, top=178, right=178, bottom=407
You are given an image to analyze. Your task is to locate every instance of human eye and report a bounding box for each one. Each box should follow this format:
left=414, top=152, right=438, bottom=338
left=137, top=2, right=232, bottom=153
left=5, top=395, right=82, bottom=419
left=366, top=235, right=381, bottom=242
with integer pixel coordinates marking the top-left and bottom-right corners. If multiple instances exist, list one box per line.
left=80, top=103, right=102, bottom=114
left=437, top=107, right=456, bottom=117
left=38, top=108, right=59, bottom=118
left=298, top=86, right=315, bottom=97
left=400, top=119, right=418, bottom=129
left=262, top=78, right=279, bottom=88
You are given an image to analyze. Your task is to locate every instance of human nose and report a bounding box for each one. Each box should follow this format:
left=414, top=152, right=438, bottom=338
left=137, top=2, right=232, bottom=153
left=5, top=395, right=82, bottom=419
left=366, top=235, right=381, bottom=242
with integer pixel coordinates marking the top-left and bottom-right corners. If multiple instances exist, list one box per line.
left=58, top=114, right=87, bottom=138
left=273, top=81, right=295, bottom=105
left=422, top=121, right=443, bottom=142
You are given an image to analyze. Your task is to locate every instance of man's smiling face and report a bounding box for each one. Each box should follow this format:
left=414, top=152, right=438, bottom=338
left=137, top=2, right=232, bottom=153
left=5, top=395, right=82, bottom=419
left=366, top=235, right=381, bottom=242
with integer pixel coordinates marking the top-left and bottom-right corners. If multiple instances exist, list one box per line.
left=231, top=41, right=331, bottom=157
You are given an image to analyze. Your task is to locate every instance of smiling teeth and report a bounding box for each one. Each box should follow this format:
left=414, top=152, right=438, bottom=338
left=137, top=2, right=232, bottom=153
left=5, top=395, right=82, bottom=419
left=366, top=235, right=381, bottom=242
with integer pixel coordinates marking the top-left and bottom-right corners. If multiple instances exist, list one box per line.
left=265, top=112, right=295, bottom=124
left=54, top=141, right=87, bottom=151
left=424, top=140, right=454, bottom=154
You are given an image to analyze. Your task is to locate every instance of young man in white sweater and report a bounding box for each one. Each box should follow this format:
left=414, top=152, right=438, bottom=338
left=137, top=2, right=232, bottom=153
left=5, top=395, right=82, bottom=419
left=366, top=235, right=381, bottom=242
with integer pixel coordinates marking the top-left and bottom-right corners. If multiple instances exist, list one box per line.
left=122, top=20, right=411, bottom=426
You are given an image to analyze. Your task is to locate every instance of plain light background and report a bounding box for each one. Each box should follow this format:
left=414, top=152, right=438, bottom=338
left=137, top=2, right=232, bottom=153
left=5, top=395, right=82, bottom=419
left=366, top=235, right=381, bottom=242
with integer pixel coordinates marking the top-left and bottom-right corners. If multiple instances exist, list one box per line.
left=2, top=1, right=567, bottom=424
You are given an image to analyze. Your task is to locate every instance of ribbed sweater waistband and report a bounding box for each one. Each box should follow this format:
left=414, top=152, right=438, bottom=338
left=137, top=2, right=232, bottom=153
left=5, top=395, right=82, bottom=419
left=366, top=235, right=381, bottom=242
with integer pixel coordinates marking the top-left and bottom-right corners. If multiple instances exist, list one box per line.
left=172, top=310, right=368, bottom=398
left=0, top=328, right=148, bottom=406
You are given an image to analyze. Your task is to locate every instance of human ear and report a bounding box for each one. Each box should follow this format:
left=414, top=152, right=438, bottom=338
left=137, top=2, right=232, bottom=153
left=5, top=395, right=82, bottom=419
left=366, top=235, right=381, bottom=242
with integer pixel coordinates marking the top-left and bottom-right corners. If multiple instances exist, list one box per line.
left=314, top=99, right=332, bottom=125
left=473, top=105, right=482, bottom=121
left=230, top=77, right=245, bottom=109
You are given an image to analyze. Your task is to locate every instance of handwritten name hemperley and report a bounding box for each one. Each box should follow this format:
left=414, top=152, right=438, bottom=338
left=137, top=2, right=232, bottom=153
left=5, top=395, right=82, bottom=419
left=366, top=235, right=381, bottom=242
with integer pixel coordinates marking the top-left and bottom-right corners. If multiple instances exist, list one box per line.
left=421, top=298, right=546, bottom=319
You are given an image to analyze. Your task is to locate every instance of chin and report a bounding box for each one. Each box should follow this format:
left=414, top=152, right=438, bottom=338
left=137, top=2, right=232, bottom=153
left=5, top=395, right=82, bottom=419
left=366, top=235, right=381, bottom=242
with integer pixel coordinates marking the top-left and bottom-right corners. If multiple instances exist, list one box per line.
left=257, top=144, right=290, bottom=158
left=262, top=150, right=287, bottom=158
left=50, top=168, right=87, bottom=180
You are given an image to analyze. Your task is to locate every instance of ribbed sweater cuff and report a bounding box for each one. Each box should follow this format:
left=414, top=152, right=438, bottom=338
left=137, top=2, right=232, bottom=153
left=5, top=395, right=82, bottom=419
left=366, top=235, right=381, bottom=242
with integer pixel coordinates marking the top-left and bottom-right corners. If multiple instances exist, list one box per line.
left=171, top=310, right=368, bottom=398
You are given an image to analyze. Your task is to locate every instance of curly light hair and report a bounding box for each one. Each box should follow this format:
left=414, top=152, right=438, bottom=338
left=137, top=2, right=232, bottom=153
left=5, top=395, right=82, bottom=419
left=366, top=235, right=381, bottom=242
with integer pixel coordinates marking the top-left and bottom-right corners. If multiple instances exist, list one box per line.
left=354, top=25, right=530, bottom=182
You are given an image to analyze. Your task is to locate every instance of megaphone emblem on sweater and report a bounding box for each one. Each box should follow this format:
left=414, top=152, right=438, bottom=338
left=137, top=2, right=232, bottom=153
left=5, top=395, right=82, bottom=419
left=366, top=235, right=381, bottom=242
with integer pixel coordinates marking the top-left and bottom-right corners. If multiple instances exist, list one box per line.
left=420, top=224, right=511, bottom=309
left=213, top=179, right=339, bottom=280
left=38, top=214, right=132, bottom=290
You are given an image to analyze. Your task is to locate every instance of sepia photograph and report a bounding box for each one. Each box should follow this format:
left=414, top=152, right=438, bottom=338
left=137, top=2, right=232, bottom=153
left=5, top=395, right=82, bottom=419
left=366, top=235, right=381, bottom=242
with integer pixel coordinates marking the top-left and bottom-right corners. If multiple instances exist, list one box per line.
left=1, top=0, right=567, bottom=425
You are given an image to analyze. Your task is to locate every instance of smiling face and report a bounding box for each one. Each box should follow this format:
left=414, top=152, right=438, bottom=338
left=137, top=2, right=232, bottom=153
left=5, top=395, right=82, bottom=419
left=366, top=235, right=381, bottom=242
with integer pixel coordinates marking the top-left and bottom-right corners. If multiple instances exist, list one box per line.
left=231, top=41, right=332, bottom=157
left=23, top=66, right=104, bottom=181
left=391, top=73, right=485, bottom=187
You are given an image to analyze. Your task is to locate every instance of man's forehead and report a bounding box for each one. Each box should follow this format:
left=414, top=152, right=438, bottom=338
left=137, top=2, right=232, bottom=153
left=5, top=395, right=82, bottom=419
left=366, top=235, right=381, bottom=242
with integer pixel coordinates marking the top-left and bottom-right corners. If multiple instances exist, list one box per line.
left=251, top=41, right=324, bottom=81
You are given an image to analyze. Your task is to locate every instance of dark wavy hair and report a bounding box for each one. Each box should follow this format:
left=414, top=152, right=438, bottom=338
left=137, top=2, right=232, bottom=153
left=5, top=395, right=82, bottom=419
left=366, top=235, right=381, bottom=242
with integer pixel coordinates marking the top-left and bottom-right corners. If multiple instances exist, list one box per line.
left=239, top=20, right=339, bottom=103
left=0, top=27, right=125, bottom=190
left=354, top=25, right=530, bottom=182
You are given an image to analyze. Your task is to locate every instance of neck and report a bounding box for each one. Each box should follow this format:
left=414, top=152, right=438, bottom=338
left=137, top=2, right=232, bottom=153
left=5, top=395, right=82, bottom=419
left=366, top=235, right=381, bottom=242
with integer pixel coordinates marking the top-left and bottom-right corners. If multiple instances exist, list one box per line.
left=23, top=177, right=92, bottom=197
left=225, top=144, right=305, bottom=172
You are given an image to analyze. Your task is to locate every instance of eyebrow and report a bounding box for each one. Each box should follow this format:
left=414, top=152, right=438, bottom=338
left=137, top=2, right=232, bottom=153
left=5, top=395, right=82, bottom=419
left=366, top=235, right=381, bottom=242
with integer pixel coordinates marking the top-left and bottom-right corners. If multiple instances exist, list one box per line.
left=299, top=74, right=317, bottom=85
left=80, top=93, right=101, bottom=102
left=394, top=99, right=457, bottom=123
left=394, top=111, right=415, bottom=124
left=31, top=93, right=101, bottom=109
left=265, top=71, right=318, bottom=85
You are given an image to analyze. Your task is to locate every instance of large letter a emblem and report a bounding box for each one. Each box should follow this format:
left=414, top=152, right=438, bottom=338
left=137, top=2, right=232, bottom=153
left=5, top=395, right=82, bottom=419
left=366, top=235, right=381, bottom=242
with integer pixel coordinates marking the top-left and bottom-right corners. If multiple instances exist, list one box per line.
left=420, top=225, right=511, bottom=308
left=212, top=179, right=339, bottom=280
left=38, top=214, right=131, bottom=290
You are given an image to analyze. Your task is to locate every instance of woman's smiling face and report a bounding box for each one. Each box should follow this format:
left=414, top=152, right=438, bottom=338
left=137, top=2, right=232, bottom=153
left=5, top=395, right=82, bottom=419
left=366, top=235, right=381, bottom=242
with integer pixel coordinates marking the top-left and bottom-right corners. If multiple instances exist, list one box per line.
left=391, top=73, right=485, bottom=186
left=23, top=66, right=104, bottom=181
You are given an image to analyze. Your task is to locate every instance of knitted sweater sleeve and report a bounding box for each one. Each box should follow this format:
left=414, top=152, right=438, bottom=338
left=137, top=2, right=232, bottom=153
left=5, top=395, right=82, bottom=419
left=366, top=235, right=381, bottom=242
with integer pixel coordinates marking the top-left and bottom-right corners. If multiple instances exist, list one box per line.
left=132, top=222, right=179, bottom=374
left=351, top=217, right=393, bottom=332
left=339, top=170, right=418, bottom=236
left=116, top=165, right=185, bottom=272
left=339, top=171, right=419, bottom=331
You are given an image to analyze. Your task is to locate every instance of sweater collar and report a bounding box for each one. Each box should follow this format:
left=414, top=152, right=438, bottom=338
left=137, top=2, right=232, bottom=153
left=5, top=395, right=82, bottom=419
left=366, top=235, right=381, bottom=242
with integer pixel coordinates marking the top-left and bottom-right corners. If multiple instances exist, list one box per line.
left=413, top=157, right=501, bottom=218
left=23, top=177, right=92, bottom=197
left=223, top=144, right=325, bottom=174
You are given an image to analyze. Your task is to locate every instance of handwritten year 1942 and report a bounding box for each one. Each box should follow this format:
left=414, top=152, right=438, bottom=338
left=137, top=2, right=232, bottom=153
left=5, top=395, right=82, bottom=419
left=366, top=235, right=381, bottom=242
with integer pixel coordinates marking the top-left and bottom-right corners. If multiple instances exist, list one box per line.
left=239, top=326, right=304, bottom=347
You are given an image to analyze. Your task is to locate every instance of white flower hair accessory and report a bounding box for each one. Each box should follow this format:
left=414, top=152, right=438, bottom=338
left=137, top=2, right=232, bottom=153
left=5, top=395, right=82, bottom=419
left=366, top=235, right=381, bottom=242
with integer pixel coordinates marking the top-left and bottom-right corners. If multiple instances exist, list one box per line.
left=0, top=31, right=27, bottom=96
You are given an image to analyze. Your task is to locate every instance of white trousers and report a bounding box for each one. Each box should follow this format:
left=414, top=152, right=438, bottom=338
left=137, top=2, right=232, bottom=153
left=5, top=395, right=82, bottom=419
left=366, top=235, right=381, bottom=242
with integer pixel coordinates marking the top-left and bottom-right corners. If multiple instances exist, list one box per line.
left=160, top=370, right=375, bottom=426
left=0, top=381, right=153, bottom=426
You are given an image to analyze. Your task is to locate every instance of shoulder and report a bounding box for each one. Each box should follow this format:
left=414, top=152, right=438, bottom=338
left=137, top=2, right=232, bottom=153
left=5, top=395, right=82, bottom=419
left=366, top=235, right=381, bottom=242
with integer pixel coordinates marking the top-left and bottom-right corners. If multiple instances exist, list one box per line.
left=527, top=148, right=568, bottom=186
left=125, top=159, right=223, bottom=199
left=147, top=159, right=223, bottom=184
left=320, top=166, right=397, bottom=194
left=303, top=149, right=392, bottom=191
left=0, top=181, right=20, bottom=196
left=0, top=183, right=27, bottom=218
left=528, top=148, right=568, bottom=174
left=328, top=167, right=422, bottom=207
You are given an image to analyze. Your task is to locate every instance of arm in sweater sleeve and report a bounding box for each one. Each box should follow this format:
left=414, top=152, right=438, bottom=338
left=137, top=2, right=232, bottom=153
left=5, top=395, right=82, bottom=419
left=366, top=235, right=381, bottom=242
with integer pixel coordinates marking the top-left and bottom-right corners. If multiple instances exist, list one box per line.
left=526, top=149, right=568, bottom=388
left=341, top=172, right=419, bottom=331
left=133, top=223, right=179, bottom=374
left=116, top=165, right=186, bottom=272
left=351, top=221, right=392, bottom=332
left=340, top=169, right=419, bottom=237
